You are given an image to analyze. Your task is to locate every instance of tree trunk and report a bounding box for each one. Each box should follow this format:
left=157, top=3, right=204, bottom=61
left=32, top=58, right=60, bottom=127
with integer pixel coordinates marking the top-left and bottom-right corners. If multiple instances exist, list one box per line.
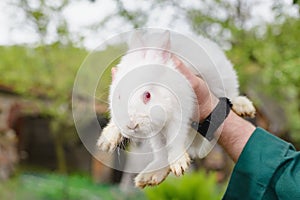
left=53, top=134, right=67, bottom=173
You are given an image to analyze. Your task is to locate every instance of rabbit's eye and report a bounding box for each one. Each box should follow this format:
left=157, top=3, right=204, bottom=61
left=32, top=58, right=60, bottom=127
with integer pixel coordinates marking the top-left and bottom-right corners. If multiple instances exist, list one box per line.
left=143, top=91, right=151, bottom=104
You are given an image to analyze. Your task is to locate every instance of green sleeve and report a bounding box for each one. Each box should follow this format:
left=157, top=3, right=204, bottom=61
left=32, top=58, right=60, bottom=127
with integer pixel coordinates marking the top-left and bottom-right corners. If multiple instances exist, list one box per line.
left=223, top=127, right=300, bottom=200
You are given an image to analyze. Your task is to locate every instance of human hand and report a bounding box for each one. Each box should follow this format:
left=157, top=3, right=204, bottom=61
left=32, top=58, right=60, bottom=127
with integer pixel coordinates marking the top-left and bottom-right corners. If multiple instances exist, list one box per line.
left=172, top=56, right=219, bottom=121
left=172, top=56, right=256, bottom=162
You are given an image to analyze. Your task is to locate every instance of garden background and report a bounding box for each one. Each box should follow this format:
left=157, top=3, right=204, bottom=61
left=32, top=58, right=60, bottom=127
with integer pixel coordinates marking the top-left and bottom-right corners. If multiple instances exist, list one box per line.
left=0, top=0, right=300, bottom=199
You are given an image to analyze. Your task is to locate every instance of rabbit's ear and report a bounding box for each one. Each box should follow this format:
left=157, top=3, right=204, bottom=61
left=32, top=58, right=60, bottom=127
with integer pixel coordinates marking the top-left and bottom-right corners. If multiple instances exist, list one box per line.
left=160, top=31, right=171, bottom=63
left=128, top=31, right=144, bottom=50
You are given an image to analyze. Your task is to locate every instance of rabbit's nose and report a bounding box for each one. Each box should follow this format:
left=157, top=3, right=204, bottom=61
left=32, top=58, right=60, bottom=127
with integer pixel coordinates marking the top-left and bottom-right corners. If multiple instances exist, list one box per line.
left=127, top=122, right=139, bottom=130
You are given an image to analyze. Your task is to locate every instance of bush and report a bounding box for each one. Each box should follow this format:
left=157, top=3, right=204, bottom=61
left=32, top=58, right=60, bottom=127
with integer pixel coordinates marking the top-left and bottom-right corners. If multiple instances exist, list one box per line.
left=145, top=170, right=225, bottom=200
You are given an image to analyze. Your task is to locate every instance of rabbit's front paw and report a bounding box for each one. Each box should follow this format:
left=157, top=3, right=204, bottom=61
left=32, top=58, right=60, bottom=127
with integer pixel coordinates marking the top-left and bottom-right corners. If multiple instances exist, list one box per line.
left=97, top=124, right=122, bottom=153
left=170, top=152, right=190, bottom=176
left=134, top=167, right=170, bottom=188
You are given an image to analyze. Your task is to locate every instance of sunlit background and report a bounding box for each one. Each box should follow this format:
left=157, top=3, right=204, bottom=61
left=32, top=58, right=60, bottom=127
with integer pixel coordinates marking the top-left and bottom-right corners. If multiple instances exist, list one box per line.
left=0, top=0, right=299, bottom=199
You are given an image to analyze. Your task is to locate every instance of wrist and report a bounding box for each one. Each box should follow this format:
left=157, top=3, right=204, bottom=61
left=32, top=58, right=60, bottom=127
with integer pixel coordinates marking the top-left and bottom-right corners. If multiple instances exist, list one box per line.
left=192, top=97, right=232, bottom=141
left=196, top=96, right=256, bottom=162
left=218, top=110, right=256, bottom=162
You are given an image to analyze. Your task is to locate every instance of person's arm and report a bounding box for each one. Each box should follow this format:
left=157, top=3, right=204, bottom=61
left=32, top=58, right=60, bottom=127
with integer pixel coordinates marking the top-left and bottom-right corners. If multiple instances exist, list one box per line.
left=219, top=111, right=255, bottom=162
left=174, top=56, right=300, bottom=199
left=173, top=56, right=255, bottom=162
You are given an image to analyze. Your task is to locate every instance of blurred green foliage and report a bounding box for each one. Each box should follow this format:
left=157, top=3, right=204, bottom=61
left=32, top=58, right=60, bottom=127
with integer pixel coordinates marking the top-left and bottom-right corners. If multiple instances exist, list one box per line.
left=2, top=0, right=300, bottom=175
left=145, top=170, right=224, bottom=200
left=227, top=17, right=300, bottom=142
left=0, top=44, right=88, bottom=172
left=12, top=0, right=71, bottom=44
left=0, top=173, right=145, bottom=200
left=0, top=43, right=125, bottom=172
left=0, top=44, right=86, bottom=98
left=186, top=0, right=300, bottom=143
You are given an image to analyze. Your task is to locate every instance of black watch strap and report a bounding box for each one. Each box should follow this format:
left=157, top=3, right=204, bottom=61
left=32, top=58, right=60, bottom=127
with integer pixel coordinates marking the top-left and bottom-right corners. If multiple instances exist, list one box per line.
left=191, top=97, right=232, bottom=141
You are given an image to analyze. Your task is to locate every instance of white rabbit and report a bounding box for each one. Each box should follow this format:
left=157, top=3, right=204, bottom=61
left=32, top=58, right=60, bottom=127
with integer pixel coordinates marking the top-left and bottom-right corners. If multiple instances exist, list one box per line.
left=97, top=30, right=255, bottom=188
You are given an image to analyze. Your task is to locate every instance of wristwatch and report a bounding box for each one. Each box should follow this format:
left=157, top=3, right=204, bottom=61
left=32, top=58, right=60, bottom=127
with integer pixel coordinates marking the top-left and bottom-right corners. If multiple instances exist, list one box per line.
left=191, top=97, right=232, bottom=141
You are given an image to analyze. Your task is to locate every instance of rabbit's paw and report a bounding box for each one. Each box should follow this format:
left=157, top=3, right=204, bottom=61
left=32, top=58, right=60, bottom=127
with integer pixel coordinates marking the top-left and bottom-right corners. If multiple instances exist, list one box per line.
left=170, top=152, right=190, bottom=176
left=232, top=96, right=256, bottom=118
left=135, top=167, right=170, bottom=188
left=97, top=124, right=122, bottom=153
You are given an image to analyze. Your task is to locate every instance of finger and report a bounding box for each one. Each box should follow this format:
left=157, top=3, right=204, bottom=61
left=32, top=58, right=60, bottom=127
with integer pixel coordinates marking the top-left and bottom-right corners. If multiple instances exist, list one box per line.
left=173, top=56, right=194, bottom=79
left=173, top=56, right=201, bottom=89
left=111, top=67, right=117, bottom=81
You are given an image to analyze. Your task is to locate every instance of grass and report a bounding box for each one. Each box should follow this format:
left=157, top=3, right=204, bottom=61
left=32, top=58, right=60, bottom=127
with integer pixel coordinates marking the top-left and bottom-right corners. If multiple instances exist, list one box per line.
left=0, top=172, right=145, bottom=200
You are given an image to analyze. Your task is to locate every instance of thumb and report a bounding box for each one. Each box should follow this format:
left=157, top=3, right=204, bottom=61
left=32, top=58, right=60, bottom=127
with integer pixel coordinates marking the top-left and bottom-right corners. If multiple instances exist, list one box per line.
left=111, top=67, right=118, bottom=81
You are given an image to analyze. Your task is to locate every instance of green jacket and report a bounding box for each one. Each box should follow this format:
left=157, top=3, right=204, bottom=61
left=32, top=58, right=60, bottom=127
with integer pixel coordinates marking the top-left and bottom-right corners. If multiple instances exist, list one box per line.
left=223, top=127, right=300, bottom=200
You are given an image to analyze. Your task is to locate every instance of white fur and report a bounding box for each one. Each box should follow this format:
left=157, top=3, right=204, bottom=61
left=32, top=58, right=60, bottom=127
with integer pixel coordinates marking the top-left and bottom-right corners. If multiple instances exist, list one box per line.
left=97, top=30, right=256, bottom=188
